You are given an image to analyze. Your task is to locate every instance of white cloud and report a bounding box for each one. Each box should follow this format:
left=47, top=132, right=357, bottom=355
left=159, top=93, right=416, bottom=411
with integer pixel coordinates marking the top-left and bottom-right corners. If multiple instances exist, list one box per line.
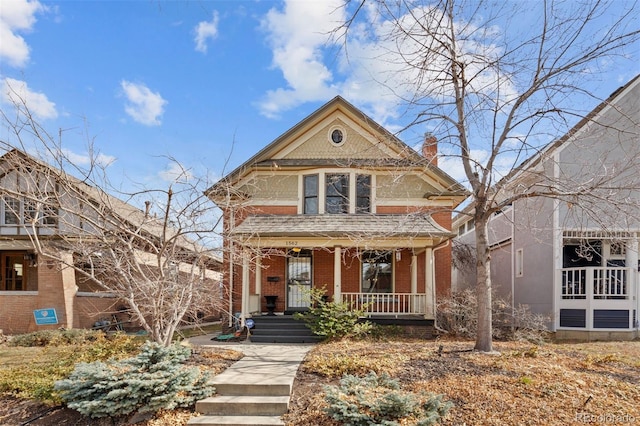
left=62, top=149, right=115, bottom=168
left=0, top=0, right=46, bottom=67
left=194, top=11, right=219, bottom=53
left=257, top=0, right=345, bottom=118
left=159, top=162, right=193, bottom=183
left=257, top=2, right=518, bottom=127
left=120, top=80, right=167, bottom=126
left=1, top=77, right=57, bottom=119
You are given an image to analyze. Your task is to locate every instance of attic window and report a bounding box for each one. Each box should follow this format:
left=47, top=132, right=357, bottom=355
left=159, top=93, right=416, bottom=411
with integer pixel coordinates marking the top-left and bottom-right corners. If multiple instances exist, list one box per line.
left=328, top=125, right=346, bottom=146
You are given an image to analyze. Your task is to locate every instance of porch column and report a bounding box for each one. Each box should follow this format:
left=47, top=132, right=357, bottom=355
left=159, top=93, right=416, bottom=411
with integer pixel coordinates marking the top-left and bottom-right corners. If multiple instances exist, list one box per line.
left=255, top=254, right=262, bottom=296
left=425, top=247, right=434, bottom=318
left=241, top=247, right=250, bottom=326
left=411, top=254, right=418, bottom=294
left=254, top=253, right=262, bottom=315
left=411, top=254, right=418, bottom=313
left=334, top=246, right=342, bottom=302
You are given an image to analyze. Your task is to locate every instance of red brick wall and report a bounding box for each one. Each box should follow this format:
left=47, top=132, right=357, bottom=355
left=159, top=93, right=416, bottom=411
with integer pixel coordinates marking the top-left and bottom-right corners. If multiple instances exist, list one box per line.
left=221, top=203, right=454, bottom=316
left=0, top=294, right=41, bottom=334
left=0, top=257, right=140, bottom=335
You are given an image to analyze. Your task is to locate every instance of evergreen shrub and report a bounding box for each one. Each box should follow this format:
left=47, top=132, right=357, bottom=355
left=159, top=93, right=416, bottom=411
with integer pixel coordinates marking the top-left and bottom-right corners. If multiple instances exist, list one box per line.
left=294, top=287, right=374, bottom=340
left=324, top=371, right=452, bottom=426
left=55, top=342, right=214, bottom=418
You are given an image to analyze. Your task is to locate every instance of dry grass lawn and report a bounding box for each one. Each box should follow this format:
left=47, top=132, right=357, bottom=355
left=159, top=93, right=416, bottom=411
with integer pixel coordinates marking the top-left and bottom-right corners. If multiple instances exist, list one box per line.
left=1, top=336, right=638, bottom=425
left=284, top=338, right=640, bottom=426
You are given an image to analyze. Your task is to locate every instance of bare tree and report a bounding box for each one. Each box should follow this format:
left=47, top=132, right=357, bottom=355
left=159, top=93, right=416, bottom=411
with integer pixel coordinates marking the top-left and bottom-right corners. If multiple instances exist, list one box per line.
left=1, top=97, right=224, bottom=346
left=339, top=0, right=640, bottom=351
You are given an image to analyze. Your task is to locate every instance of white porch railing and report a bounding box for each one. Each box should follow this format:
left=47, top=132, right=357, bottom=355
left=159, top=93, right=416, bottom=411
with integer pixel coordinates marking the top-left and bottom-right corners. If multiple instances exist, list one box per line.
left=561, top=267, right=630, bottom=300
left=557, top=266, right=636, bottom=331
left=340, top=292, right=430, bottom=316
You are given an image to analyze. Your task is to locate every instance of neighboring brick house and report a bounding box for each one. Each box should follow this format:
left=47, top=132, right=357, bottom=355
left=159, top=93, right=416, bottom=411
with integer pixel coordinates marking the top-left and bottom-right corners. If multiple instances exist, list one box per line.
left=207, top=96, right=467, bottom=329
left=0, top=149, right=221, bottom=335
left=453, top=75, right=640, bottom=341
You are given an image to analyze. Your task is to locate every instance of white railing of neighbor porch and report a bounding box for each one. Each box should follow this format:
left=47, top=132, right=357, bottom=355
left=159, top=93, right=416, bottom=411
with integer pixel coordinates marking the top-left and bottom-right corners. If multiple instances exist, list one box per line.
left=561, top=267, right=630, bottom=300
left=340, top=292, right=428, bottom=315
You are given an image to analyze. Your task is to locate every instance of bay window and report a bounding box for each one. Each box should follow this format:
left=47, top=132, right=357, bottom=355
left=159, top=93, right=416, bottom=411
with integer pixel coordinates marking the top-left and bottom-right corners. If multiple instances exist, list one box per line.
left=302, top=172, right=372, bottom=214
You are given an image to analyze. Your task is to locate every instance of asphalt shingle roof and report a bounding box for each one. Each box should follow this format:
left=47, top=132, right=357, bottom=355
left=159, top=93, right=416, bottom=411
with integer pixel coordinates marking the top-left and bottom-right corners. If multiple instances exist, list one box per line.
left=231, top=214, right=453, bottom=238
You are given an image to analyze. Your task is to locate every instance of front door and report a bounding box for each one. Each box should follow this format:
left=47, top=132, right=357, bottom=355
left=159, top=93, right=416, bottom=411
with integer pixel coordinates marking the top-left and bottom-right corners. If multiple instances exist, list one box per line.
left=286, top=249, right=312, bottom=311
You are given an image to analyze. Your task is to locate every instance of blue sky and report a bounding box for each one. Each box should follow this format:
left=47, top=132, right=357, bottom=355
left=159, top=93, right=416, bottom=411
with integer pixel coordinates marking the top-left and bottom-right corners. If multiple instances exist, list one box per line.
left=1, top=0, right=638, bottom=198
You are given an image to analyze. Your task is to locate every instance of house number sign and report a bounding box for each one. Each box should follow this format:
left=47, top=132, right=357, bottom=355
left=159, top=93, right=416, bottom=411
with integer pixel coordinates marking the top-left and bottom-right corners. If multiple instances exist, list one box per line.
left=285, top=241, right=298, bottom=246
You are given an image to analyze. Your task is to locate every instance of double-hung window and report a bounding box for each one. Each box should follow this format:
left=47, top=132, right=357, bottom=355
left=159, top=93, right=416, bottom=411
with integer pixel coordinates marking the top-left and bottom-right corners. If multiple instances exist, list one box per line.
left=326, top=174, right=349, bottom=214
left=356, top=174, right=371, bottom=213
left=3, top=197, right=20, bottom=225
left=303, top=175, right=319, bottom=214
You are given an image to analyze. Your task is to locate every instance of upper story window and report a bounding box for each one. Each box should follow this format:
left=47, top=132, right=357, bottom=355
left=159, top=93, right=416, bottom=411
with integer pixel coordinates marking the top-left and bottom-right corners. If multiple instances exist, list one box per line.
left=302, top=172, right=372, bottom=215
left=3, top=197, right=20, bottom=225
left=356, top=175, right=371, bottom=213
left=1, top=196, right=58, bottom=227
left=326, top=174, right=349, bottom=214
left=303, top=175, right=319, bottom=214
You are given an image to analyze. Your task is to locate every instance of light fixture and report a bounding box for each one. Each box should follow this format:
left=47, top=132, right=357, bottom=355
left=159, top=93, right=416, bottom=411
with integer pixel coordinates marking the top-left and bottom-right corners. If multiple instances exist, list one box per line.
left=292, top=247, right=302, bottom=253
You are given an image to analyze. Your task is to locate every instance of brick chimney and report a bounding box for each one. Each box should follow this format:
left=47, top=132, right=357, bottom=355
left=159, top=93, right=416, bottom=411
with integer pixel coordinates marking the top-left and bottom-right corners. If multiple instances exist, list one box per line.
left=422, top=133, right=438, bottom=165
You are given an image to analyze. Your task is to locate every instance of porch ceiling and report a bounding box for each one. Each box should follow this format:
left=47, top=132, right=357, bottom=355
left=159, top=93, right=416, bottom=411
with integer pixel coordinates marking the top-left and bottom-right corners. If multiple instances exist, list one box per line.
left=231, top=214, right=454, bottom=239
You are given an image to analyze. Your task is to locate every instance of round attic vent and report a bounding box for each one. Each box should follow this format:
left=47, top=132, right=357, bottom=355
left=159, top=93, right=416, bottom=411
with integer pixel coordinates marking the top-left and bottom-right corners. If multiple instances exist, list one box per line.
left=329, top=125, right=346, bottom=146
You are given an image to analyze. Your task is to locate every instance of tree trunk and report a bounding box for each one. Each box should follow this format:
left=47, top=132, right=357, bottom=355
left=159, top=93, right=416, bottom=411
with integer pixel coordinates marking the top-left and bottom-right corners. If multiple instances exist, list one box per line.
left=474, top=216, right=493, bottom=352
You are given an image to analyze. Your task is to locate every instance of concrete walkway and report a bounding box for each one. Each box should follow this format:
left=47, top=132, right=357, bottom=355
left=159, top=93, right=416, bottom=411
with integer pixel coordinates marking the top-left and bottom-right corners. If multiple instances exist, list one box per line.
left=186, top=335, right=314, bottom=426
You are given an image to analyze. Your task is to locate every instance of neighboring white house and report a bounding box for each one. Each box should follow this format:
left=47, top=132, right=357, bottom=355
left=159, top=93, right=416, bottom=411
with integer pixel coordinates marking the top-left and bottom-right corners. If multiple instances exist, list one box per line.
left=453, top=75, right=640, bottom=341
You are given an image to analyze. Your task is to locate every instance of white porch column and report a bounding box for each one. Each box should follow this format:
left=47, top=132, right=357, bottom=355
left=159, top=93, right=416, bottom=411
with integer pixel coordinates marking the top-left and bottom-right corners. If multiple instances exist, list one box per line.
left=425, top=247, right=434, bottom=318
left=334, top=246, right=342, bottom=302
left=255, top=254, right=262, bottom=296
left=411, top=254, right=418, bottom=294
left=411, top=254, right=418, bottom=314
left=241, top=248, right=250, bottom=326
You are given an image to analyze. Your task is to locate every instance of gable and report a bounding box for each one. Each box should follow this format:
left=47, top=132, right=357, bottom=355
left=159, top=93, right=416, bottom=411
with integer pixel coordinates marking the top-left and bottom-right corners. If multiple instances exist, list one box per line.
left=275, top=116, right=398, bottom=161
left=208, top=96, right=466, bottom=203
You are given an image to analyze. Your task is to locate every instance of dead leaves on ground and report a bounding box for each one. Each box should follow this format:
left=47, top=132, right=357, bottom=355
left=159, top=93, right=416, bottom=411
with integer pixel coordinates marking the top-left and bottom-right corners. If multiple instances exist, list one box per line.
left=287, top=339, right=640, bottom=426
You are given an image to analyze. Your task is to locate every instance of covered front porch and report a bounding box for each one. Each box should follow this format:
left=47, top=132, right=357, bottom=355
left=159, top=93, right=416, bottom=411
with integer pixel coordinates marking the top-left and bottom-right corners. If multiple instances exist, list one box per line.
left=231, top=214, right=454, bottom=325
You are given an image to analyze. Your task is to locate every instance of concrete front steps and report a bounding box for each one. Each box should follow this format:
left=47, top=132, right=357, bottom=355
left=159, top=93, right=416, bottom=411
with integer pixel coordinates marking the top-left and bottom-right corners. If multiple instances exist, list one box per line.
left=249, top=314, right=322, bottom=344
left=190, top=383, right=289, bottom=425
left=188, top=346, right=304, bottom=426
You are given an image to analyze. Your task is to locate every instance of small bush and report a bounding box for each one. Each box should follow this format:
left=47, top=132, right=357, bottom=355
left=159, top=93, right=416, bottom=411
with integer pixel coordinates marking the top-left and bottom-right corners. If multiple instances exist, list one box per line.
left=324, top=371, right=452, bottom=425
left=55, top=342, right=214, bottom=418
left=8, top=329, right=104, bottom=347
left=304, top=351, right=405, bottom=378
left=436, top=289, right=550, bottom=343
left=294, top=287, right=374, bottom=340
